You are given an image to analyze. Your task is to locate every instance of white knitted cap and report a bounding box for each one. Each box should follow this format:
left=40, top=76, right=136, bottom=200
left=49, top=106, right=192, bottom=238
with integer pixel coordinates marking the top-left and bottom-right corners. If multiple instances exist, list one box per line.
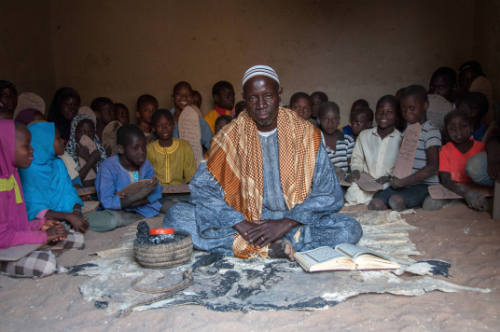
left=242, top=65, right=280, bottom=87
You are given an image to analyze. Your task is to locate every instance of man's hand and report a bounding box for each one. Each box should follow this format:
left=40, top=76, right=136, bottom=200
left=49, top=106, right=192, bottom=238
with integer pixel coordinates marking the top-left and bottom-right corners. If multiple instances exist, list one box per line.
left=233, top=220, right=261, bottom=242
left=245, top=218, right=299, bottom=248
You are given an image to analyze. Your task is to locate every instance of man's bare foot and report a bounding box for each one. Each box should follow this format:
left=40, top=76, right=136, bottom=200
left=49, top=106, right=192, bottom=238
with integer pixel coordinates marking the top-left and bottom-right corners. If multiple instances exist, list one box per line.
left=268, top=240, right=295, bottom=261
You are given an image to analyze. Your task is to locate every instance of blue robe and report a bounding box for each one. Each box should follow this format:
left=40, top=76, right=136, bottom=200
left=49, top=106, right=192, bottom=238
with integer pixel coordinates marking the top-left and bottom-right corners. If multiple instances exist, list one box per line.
left=95, top=155, right=162, bottom=218
left=163, top=130, right=362, bottom=255
left=19, top=122, right=83, bottom=220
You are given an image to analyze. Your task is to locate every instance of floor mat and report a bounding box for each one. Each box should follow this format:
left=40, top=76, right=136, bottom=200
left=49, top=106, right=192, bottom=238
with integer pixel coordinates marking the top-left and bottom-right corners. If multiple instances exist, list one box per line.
left=73, top=210, right=489, bottom=316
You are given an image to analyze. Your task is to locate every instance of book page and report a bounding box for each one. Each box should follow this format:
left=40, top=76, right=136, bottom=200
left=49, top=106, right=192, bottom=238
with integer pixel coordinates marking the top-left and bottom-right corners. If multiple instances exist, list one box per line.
left=392, top=123, right=421, bottom=179
left=302, top=246, right=344, bottom=263
left=335, top=243, right=391, bottom=261
left=335, top=243, right=399, bottom=269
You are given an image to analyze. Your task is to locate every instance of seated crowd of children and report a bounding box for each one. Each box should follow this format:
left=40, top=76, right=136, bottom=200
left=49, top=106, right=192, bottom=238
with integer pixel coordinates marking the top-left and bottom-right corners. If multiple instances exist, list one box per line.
left=0, top=60, right=498, bottom=278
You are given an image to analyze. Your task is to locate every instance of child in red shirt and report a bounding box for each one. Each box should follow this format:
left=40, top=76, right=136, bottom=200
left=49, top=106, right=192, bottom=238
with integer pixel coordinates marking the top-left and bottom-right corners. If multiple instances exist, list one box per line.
left=439, top=110, right=487, bottom=210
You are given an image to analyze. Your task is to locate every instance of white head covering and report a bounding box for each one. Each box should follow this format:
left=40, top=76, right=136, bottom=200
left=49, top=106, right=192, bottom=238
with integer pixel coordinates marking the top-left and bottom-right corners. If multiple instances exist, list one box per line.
left=242, top=65, right=280, bottom=87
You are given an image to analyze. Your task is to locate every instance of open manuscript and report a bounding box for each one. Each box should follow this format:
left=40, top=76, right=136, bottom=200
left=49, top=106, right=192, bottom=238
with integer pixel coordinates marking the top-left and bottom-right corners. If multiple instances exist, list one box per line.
left=294, top=243, right=400, bottom=272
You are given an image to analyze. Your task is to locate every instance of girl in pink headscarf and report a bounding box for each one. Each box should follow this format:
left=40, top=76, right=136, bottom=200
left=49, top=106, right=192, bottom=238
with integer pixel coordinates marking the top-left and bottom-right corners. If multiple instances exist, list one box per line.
left=0, top=120, right=84, bottom=277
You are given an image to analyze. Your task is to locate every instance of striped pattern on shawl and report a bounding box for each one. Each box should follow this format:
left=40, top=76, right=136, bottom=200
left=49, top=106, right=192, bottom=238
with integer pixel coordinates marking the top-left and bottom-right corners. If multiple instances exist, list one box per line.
left=207, top=108, right=321, bottom=258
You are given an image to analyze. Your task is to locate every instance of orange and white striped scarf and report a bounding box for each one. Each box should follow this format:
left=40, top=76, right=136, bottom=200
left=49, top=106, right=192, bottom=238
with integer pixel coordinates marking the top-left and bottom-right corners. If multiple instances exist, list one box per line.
left=207, top=107, right=321, bottom=258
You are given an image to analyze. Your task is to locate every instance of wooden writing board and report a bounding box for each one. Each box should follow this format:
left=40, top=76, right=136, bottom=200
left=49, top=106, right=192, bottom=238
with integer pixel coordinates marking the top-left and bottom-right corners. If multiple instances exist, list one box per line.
left=428, top=184, right=493, bottom=200
left=102, top=120, right=122, bottom=155
left=77, top=106, right=97, bottom=124
left=0, top=243, right=42, bottom=262
left=119, top=179, right=155, bottom=202
left=162, top=184, right=190, bottom=194
left=392, top=123, right=421, bottom=179
left=77, top=186, right=97, bottom=196
left=427, top=94, right=452, bottom=130
left=13, top=92, right=46, bottom=117
left=356, top=172, right=383, bottom=192
left=178, top=105, right=203, bottom=167
left=82, top=200, right=100, bottom=214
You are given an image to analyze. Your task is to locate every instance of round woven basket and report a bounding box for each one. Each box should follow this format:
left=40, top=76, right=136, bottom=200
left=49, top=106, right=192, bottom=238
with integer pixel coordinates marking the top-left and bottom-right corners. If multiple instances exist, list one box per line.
left=134, top=232, right=193, bottom=269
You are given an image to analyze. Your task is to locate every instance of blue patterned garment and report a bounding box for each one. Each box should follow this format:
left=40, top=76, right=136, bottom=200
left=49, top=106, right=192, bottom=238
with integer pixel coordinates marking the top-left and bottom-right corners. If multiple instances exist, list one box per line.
left=164, top=130, right=362, bottom=255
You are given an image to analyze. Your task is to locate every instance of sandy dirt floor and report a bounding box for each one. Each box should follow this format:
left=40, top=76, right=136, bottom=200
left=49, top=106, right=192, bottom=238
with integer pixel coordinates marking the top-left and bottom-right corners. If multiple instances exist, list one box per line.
left=1, top=202, right=499, bottom=332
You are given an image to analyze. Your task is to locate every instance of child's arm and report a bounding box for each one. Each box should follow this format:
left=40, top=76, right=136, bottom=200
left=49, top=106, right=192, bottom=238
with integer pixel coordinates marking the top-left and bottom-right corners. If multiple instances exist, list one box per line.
left=95, top=162, right=122, bottom=210
left=349, top=137, right=365, bottom=181
left=440, top=171, right=488, bottom=210
left=77, top=145, right=100, bottom=183
left=0, top=218, right=47, bottom=249
left=391, top=146, right=439, bottom=188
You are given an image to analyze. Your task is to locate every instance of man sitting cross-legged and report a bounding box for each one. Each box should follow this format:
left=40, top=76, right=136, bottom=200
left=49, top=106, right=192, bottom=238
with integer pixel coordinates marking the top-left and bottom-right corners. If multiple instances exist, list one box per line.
left=163, top=65, right=362, bottom=260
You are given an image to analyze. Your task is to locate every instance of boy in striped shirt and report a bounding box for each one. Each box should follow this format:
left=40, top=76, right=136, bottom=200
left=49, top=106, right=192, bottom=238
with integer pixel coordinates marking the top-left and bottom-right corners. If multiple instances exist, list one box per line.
left=369, top=85, right=441, bottom=211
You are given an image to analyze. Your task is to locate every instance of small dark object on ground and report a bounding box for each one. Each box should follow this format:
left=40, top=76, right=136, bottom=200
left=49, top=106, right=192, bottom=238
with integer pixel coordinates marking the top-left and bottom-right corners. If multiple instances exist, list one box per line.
left=94, top=301, right=109, bottom=309
left=419, top=260, right=451, bottom=277
left=66, top=263, right=98, bottom=276
left=135, top=221, right=185, bottom=245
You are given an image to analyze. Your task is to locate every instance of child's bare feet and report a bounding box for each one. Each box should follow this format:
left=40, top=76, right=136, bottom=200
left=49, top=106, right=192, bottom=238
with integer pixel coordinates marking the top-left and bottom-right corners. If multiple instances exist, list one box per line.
left=269, top=240, right=295, bottom=261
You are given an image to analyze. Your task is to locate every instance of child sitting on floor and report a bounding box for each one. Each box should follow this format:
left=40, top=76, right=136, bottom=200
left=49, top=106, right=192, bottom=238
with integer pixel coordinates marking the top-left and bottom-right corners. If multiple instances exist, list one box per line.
left=204, top=81, right=235, bottom=134
left=136, top=94, right=158, bottom=140
left=47, top=87, right=80, bottom=142
left=428, top=66, right=457, bottom=104
left=19, top=122, right=89, bottom=233
left=114, top=103, right=130, bottom=124
left=147, top=109, right=196, bottom=186
left=214, top=115, right=233, bottom=135
left=0, top=120, right=84, bottom=278
left=439, top=110, right=488, bottom=211
left=345, top=95, right=403, bottom=205
left=466, top=114, right=500, bottom=188
left=65, top=114, right=107, bottom=187
left=289, top=92, right=313, bottom=122
left=192, top=90, right=202, bottom=109
left=310, top=91, right=328, bottom=122
left=91, top=97, right=115, bottom=140
left=369, top=85, right=441, bottom=211
left=343, top=99, right=369, bottom=135
left=170, top=81, right=212, bottom=150
left=318, top=101, right=355, bottom=179
left=456, top=92, right=489, bottom=141
left=96, top=124, right=162, bottom=218
left=350, top=106, right=374, bottom=139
